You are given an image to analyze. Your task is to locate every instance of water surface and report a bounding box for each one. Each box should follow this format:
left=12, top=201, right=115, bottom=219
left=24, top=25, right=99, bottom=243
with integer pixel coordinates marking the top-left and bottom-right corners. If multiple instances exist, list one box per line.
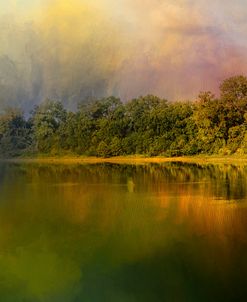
left=0, top=162, right=247, bottom=301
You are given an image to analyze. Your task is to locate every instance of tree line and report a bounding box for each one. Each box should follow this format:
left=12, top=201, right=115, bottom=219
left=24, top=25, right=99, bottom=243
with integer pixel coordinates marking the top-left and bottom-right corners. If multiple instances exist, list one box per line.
left=1, top=75, right=247, bottom=158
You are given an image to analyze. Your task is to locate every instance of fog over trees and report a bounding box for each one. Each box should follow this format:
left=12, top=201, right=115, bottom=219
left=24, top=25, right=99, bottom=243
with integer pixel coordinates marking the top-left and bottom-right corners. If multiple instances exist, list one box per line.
left=1, top=76, right=247, bottom=157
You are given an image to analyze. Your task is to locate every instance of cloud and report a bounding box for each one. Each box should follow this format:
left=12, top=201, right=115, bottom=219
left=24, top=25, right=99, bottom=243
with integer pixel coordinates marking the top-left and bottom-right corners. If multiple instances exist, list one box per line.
left=0, top=0, right=247, bottom=109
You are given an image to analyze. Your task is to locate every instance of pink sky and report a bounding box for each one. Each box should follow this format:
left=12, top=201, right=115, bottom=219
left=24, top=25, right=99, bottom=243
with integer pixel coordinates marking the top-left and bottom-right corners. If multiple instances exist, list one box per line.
left=0, top=0, right=247, bottom=108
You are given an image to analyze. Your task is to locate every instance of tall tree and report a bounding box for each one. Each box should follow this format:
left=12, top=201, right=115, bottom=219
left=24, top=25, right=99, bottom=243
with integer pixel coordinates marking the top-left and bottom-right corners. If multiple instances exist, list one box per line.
left=0, top=108, right=31, bottom=156
left=31, top=100, right=66, bottom=153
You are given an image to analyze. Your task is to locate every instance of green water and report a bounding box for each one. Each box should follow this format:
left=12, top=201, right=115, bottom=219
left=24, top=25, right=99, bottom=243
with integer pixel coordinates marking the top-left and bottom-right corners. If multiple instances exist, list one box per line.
left=0, top=162, right=247, bottom=301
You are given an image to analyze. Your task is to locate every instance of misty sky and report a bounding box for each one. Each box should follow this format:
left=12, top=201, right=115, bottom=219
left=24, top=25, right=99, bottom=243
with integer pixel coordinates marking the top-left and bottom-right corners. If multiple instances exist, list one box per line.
left=0, top=0, right=247, bottom=109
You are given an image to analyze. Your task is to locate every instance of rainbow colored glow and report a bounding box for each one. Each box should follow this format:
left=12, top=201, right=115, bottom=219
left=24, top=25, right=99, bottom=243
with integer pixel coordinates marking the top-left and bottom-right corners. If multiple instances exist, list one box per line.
left=0, top=0, right=247, bottom=108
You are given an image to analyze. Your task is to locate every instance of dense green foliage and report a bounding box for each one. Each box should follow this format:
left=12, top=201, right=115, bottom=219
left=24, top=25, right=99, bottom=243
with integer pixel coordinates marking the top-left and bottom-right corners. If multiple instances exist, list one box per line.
left=1, top=76, right=247, bottom=157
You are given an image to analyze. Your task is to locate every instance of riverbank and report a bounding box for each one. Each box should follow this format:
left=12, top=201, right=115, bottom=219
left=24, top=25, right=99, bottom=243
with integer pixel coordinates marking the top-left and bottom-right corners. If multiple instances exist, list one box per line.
left=3, top=155, right=247, bottom=165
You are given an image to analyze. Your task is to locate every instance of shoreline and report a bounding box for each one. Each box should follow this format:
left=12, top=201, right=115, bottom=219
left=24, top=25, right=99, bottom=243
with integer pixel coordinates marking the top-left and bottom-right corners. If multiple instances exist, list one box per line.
left=2, top=155, right=247, bottom=165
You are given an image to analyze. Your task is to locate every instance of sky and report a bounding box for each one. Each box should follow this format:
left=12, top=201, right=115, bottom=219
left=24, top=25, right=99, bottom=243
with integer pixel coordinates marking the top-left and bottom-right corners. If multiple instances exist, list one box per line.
left=0, top=0, right=247, bottom=109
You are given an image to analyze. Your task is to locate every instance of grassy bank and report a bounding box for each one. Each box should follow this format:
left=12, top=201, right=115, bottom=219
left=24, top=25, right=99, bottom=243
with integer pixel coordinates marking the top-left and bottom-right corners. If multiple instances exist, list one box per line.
left=3, top=155, right=247, bottom=165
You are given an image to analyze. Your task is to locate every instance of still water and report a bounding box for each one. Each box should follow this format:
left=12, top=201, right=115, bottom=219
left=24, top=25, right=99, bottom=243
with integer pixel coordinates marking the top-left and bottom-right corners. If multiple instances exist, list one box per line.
left=0, top=162, right=247, bottom=301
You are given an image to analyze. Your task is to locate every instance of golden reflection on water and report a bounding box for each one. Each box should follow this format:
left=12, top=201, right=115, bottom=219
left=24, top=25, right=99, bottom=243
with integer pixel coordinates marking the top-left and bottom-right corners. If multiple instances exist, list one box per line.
left=0, top=163, right=247, bottom=301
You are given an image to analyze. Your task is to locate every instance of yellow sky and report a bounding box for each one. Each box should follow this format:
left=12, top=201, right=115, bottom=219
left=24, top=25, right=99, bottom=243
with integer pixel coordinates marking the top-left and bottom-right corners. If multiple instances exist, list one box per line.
left=0, top=0, right=247, bottom=108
